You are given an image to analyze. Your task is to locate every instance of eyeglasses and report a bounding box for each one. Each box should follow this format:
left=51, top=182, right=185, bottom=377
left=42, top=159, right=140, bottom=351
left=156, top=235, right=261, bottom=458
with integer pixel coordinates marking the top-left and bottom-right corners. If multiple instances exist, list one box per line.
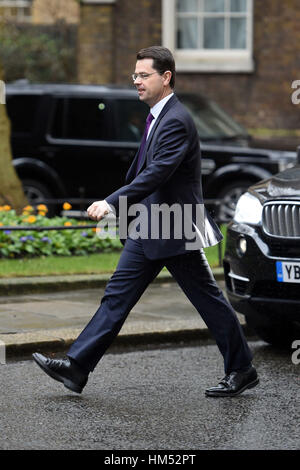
left=131, top=72, right=159, bottom=82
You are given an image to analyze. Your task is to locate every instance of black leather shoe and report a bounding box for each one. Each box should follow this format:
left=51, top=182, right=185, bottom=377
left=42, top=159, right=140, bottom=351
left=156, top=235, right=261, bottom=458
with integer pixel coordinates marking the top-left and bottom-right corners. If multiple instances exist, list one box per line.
left=205, top=366, right=259, bottom=397
left=32, top=353, right=88, bottom=394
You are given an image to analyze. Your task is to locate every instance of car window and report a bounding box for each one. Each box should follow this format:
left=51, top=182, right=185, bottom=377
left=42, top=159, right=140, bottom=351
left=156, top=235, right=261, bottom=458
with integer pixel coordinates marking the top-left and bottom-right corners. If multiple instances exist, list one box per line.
left=114, top=99, right=148, bottom=142
left=50, top=97, right=111, bottom=141
left=178, top=94, right=248, bottom=140
left=6, top=94, right=40, bottom=135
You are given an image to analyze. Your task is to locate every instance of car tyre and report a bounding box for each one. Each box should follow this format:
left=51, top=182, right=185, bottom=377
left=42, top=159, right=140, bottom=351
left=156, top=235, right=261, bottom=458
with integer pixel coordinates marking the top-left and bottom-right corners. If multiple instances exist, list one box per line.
left=217, top=179, right=254, bottom=223
left=22, top=178, right=56, bottom=216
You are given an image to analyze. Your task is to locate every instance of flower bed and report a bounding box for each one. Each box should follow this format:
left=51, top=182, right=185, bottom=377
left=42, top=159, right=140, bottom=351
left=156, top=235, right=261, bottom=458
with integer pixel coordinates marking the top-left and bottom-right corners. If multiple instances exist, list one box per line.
left=0, top=204, right=122, bottom=258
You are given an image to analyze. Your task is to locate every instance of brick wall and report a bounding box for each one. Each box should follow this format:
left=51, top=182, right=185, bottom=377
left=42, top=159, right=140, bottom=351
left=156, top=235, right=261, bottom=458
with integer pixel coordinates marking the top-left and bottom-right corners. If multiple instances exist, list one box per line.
left=32, top=0, right=79, bottom=24
left=174, top=0, right=300, bottom=146
left=78, top=3, right=115, bottom=84
left=114, top=0, right=162, bottom=86
left=77, top=0, right=300, bottom=148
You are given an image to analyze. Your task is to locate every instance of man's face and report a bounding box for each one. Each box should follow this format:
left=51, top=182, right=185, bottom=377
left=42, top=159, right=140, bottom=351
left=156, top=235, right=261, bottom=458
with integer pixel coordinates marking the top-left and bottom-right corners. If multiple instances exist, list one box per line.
left=134, top=58, right=170, bottom=108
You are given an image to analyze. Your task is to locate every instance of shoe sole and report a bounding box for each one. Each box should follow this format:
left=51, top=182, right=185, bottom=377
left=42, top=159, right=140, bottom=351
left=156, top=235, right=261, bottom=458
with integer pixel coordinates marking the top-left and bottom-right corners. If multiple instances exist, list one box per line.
left=32, top=353, right=83, bottom=394
left=205, top=377, right=259, bottom=397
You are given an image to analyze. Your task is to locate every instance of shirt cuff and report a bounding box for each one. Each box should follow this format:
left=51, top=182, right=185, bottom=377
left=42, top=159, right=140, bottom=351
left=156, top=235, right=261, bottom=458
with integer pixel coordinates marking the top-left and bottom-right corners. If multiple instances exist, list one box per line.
left=104, top=200, right=116, bottom=214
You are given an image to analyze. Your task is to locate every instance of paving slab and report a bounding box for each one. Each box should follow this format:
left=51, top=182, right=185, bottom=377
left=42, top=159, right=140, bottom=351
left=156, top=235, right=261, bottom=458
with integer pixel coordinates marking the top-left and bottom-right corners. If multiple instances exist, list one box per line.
left=0, top=274, right=250, bottom=358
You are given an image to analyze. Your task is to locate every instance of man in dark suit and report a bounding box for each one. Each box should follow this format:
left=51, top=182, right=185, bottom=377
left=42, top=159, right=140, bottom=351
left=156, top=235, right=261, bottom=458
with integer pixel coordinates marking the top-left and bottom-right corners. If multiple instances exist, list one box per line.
left=33, top=46, right=258, bottom=397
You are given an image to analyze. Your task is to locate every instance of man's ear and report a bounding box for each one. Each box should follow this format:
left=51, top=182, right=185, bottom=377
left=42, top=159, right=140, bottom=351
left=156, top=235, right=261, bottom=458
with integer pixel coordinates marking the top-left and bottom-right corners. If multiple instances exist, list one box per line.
left=163, top=70, right=172, bottom=86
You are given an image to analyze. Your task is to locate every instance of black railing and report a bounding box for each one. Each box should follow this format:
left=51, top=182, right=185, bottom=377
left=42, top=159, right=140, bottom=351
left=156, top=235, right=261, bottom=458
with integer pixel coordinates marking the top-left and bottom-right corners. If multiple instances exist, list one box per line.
left=0, top=224, right=97, bottom=231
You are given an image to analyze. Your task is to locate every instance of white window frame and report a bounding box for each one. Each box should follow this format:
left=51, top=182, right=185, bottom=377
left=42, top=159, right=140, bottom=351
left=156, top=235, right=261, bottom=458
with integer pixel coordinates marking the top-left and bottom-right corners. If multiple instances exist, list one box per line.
left=0, top=0, right=32, bottom=21
left=162, top=0, right=254, bottom=73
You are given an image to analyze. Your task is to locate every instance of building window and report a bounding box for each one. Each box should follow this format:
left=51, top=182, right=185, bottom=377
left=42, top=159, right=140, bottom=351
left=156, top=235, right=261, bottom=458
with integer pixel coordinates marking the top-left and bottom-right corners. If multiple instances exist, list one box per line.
left=0, top=0, right=32, bottom=22
left=162, top=0, right=254, bottom=72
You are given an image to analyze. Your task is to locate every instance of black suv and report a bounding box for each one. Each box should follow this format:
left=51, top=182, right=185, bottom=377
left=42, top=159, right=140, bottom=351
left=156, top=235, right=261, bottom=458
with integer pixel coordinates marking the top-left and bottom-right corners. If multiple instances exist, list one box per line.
left=6, top=82, right=297, bottom=219
left=223, top=153, right=300, bottom=347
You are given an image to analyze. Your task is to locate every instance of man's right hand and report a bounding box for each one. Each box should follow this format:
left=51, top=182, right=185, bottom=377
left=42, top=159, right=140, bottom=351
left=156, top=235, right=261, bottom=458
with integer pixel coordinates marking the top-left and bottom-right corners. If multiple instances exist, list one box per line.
left=87, top=200, right=110, bottom=221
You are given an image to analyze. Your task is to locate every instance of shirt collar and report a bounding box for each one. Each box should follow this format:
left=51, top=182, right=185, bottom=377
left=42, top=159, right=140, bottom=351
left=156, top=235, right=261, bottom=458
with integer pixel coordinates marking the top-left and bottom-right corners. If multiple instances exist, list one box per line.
left=150, top=92, right=174, bottom=120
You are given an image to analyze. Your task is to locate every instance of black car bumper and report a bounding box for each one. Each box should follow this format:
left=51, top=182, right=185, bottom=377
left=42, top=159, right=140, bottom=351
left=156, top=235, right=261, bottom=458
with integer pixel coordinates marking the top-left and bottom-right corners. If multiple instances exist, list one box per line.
left=223, top=222, right=300, bottom=321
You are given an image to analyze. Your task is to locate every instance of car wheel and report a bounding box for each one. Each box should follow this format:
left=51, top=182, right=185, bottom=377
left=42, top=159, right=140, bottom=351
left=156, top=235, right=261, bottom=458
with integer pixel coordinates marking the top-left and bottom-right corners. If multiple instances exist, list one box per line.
left=246, top=315, right=299, bottom=348
left=22, top=178, right=55, bottom=216
left=217, top=180, right=253, bottom=223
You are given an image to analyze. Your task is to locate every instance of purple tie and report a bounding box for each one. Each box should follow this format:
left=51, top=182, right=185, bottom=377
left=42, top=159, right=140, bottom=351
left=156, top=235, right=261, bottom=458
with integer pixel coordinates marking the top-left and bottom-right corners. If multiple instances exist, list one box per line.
left=136, top=112, right=154, bottom=174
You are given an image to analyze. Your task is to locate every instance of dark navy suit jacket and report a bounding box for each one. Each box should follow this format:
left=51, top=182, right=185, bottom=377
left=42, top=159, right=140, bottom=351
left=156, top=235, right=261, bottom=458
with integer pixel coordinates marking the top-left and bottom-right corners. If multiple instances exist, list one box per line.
left=106, top=94, right=222, bottom=259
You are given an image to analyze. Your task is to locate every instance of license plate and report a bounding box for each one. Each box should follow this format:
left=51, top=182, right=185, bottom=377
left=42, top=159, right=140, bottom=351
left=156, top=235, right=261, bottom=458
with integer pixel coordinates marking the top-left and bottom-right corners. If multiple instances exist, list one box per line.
left=276, top=261, right=300, bottom=283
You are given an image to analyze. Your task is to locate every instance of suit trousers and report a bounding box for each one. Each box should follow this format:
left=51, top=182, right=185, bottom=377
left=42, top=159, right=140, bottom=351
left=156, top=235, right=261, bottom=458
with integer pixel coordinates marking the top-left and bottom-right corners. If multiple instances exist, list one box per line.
left=67, top=237, right=253, bottom=374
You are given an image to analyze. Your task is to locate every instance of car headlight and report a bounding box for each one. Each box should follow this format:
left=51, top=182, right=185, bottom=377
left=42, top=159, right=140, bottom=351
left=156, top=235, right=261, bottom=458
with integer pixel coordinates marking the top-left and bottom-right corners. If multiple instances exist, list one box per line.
left=278, top=154, right=297, bottom=172
left=233, top=192, right=263, bottom=225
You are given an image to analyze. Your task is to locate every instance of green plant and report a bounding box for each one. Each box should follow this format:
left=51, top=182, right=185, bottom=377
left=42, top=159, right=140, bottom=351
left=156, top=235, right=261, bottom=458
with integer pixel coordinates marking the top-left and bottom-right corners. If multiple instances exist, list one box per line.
left=0, top=205, right=122, bottom=258
left=0, top=19, right=77, bottom=83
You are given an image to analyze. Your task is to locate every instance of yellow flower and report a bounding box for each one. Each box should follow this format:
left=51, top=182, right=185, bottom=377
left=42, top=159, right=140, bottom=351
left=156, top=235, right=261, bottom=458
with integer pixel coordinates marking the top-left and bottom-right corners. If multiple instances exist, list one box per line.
left=63, top=202, right=72, bottom=210
left=92, top=227, right=101, bottom=233
left=23, top=205, right=34, bottom=212
left=38, top=211, right=46, bottom=216
left=3, top=205, right=11, bottom=211
left=37, top=204, right=48, bottom=212
left=24, top=215, right=36, bottom=224
left=0, top=206, right=4, bottom=211
left=64, top=221, right=72, bottom=226
left=0, top=222, right=3, bottom=226
left=22, top=211, right=30, bottom=215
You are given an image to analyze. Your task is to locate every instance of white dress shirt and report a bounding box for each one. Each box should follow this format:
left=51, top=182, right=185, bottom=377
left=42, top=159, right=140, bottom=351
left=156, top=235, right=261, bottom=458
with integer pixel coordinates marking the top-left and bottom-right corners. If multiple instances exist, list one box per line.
left=147, top=92, right=174, bottom=138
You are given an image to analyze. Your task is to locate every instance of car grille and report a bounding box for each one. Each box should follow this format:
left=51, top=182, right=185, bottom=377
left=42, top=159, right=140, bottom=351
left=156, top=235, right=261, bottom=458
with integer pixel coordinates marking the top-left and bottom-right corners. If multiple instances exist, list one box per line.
left=262, top=202, right=300, bottom=238
left=266, top=239, right=300, bottom=258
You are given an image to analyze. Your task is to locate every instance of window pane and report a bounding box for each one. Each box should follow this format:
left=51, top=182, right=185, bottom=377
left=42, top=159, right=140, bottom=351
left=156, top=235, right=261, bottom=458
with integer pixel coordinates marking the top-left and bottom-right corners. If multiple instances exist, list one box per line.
left=23, top=7, right=31, bottom=18
left=177, top=17, right=198, bottom=49
left=10, top=7, right=18, bottom=17
left=115, top=100, right=148, bottom=142
left=204, top=0, right=225, bottom=12
left=204, top=18, right=225, bottom=49
left=230, top=0, right=247, bottom=12
left=178, top=94, right=248, bottom=139
left=177, top=0, right=198, bottom=13
left=230, top=18, right=246, bottom=48
left=6, top=95, right=39, bottom=134
left=65, top=98, right=110, bottom=140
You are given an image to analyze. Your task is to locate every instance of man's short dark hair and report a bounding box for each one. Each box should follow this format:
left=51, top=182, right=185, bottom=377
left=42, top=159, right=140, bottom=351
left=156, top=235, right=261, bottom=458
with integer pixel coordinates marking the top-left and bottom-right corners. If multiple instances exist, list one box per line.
left=137, top=46, right=176, bottom=89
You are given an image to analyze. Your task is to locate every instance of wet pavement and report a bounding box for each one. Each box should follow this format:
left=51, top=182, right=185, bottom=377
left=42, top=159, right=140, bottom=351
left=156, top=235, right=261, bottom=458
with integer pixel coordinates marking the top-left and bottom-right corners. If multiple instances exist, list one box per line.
left=0, top=278, right=247, bottom=357
left=1, top=341, right=299, bottom=450
left=0, top=273, right=298, bottom=451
